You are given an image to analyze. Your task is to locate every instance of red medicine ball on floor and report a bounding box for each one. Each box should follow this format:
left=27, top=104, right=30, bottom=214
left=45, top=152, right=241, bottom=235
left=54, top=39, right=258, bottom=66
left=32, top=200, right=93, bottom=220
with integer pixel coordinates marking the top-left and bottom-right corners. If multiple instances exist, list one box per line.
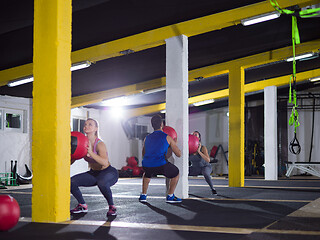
left=0, top=195, right=20, bottom=231
left=132, top=166, right=141, bottom=176
left=163, top=126, right=177, bottom=141
left=189, top=134, right=200, bottom=154
left=121, top=166, right=133, bottom=171
left=127, top=156, right=138, bottom=167
left=71, top=131, right=89, bottom=160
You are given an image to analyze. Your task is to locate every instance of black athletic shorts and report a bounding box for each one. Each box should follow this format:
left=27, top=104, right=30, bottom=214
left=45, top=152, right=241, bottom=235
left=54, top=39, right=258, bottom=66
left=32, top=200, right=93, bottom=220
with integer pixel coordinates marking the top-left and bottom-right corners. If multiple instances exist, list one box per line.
left=143, top=162, right=179, bottom=178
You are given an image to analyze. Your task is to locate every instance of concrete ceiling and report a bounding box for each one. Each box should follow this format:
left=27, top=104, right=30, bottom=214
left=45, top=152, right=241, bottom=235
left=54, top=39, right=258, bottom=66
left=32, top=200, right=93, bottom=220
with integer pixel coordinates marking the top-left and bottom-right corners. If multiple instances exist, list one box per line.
left=0, top=0, right=320, bottom=116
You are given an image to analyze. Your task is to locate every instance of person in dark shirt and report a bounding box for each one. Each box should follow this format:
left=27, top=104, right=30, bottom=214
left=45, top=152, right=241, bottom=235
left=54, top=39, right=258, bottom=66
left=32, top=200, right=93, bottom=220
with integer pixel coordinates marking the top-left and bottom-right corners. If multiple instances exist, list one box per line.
left=189, top=131, right=217, bottom=195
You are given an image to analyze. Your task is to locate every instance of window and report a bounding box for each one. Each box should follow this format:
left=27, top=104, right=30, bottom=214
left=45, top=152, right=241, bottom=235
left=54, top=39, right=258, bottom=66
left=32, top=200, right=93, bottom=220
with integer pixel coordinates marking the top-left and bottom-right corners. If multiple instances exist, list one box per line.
left=6, top=113, right=21, bottom=128
left=72, top=118, right=86, bottom=133
left=134, top=124, right=148, bottom=140
left=3, top=109, right=23, bottom=133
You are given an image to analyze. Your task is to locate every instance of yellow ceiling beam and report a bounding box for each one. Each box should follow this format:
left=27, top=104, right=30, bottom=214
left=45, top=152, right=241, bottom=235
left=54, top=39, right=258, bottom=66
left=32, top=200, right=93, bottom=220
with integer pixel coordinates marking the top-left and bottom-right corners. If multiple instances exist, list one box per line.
left=71, top=77, right=166, bottom=108
left=125, top=67, right=320, bottom=118
left=71, top=39, right=320, bottom=107
left=245, top=68, right=320, bottom=92
left=0, top=63, right=33, bottom=86
left=72, top=0, right=317, bottom=63
left=125, top=103, right=166, bottom=119
left=0, top=0, right=316, bottom=86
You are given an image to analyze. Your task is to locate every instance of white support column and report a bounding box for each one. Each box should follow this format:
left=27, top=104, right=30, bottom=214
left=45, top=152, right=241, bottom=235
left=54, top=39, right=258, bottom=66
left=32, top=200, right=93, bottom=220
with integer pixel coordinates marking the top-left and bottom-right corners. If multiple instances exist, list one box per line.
left=264, top=86, right=278, bottom=180
left=165, top=35, right=189, bottom=198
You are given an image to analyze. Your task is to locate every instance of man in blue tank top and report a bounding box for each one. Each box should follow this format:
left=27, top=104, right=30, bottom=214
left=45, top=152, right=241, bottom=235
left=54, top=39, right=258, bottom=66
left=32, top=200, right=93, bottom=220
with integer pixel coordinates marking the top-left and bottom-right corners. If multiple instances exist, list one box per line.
left=139, top=114, right=182, bottom=203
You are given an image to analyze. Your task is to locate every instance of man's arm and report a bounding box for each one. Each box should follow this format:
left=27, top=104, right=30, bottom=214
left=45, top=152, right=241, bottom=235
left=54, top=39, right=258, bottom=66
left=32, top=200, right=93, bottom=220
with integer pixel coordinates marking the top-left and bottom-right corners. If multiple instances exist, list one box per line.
left=167, top=135, right=181, bottom=157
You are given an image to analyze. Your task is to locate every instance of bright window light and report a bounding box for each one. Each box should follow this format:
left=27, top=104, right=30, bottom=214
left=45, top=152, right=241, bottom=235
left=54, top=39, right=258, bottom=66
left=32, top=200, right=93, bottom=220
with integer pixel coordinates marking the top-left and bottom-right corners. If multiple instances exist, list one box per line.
left=192, top=99, right=215, bottom=106
left=102, top=96, right=128, bottom=107
left=241, top=11, right=281, bottom=26
left=286, top=52, right=315, bottom=62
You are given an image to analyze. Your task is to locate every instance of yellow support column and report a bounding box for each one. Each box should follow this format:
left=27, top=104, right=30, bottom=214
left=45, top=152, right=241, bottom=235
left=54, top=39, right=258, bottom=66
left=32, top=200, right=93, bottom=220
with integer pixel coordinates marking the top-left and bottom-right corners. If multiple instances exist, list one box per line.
left=228, top=66, right=245, bottom=187
left=32, top=0, right=72, bottom=222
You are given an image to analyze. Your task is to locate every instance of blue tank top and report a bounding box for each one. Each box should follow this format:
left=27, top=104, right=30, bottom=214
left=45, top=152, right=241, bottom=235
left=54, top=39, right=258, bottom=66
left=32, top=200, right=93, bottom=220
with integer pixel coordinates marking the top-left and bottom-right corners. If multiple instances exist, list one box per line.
left=142, top=130, right=169, bottom=167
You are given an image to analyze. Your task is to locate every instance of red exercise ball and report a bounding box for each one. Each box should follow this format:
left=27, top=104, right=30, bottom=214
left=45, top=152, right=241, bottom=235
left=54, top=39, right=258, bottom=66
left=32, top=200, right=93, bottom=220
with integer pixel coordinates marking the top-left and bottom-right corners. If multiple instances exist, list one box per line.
left=132, top=166, right=141, bottom=176
left=0, top=195, right=20, bottom=231
left=127, top=156, right=138, bottom=167
left=121, top=166, right=133, bottom=172
left=163, top=126, right=177, bottom=141
left=71, top=131, right=89, bottom=160
left=189, top=134, right=200, bottom=154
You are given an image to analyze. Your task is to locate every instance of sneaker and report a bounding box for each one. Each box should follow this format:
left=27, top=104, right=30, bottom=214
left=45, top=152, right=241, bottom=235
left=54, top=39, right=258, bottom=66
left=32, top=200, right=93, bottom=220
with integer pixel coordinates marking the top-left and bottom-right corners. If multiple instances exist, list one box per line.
left=107, top=205, right=117, bottom=216
left=166, top=194, right=182, bottom=203
left=70, top=203, right=88, bottom=214
left=139, top=194, right=147, bottom=202
left=211, top=189, right=217, bottom=195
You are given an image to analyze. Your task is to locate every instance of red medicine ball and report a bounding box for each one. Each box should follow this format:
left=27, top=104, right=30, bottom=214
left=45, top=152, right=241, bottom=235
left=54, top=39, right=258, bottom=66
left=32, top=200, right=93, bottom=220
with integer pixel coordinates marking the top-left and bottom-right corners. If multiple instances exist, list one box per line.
left=132, top=166, right=141, bottom=176
left=163, top=126, right=177, bottom=141
left=71, top=131, right=89, bottom=160
left=127, top=156, right=138, bottom=167
left=0, top=195, right=20, bottom=231
left=121, top=166, right=133, bottom=172
left=189, top=134, right=200, bottom=154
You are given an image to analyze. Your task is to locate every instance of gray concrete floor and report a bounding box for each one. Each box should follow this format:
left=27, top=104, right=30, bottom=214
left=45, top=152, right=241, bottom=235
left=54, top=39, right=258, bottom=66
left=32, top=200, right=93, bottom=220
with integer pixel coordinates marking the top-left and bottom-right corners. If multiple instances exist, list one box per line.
left=1, top=176, right=320, bottom=239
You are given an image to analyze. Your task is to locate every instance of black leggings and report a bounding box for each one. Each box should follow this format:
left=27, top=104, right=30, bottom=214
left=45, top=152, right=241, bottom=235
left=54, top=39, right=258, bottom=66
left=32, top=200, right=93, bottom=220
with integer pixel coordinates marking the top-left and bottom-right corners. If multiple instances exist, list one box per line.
left=71, top=166, right=118, bottom=206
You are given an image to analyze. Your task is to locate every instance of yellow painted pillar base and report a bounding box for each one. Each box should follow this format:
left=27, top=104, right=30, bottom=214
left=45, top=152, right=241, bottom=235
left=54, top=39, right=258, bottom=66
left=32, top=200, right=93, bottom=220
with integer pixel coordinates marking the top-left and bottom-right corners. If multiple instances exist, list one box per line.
left=228, top=66, right=245, bottom=187
left=32, top=0, right=72, bottom=222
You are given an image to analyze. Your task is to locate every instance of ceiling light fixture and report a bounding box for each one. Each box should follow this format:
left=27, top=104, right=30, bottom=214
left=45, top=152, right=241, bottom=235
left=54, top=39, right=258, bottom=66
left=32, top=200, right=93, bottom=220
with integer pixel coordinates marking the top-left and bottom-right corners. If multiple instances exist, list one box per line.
left=241, top=11, right=281, bottom=26
left=309, top=76, right=320, bottom=82
left=101, top=96, right=128, bottom=107
left=142, top=86, right=166, bottom=95
left=7, top=76, right=34, bottom=87
left=160, top=110, right=166, bottom=113
left=192, top=99, right=215, bottom=107
left=286, top=52, right=316, bottom=62
left=194, top=76, right=204, bottom=81
left=7, top=61, right=92, bottom=87
left=70, top=61, right=91, bottom=71
left=120, top=49, right=135, bottom=55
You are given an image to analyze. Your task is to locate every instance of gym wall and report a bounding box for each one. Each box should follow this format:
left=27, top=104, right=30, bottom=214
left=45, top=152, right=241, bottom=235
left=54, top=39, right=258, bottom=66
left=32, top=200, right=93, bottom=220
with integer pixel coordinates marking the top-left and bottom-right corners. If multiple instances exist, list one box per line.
left=0, top=95, right=32, bottom=175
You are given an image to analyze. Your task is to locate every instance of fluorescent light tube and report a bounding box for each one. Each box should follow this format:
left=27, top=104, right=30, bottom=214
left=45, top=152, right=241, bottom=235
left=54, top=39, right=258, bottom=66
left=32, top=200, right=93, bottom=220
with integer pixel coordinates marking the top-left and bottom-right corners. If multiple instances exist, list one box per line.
left=70, top=61, right=91, bottom=71
left=8, top=61, right=92, bottom=87
left=7, top=76, right=34, bottom=87
left=102, top=96, right=128, bottom=107
left=192, top=99, right=215, bottom=106
left=241, top=11, right=281, bottom=26
left=143, top=86, right=166, bottom=95
left=309, top=76, right=320, bottom=82
left=286, top=52, right=315, bottom=62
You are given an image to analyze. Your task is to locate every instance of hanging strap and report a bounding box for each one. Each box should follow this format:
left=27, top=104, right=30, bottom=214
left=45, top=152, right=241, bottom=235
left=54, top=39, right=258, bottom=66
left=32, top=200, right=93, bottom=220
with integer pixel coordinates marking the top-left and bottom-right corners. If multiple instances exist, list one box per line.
left=270, top=1, right=300, bottom=126
left=269, top=1, right=320, bottom=154
left=270, top=0, right=320, bottom=17
left=269, top=0, right=303, bottom=154
left=289, top=132, right=301, bottom=155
